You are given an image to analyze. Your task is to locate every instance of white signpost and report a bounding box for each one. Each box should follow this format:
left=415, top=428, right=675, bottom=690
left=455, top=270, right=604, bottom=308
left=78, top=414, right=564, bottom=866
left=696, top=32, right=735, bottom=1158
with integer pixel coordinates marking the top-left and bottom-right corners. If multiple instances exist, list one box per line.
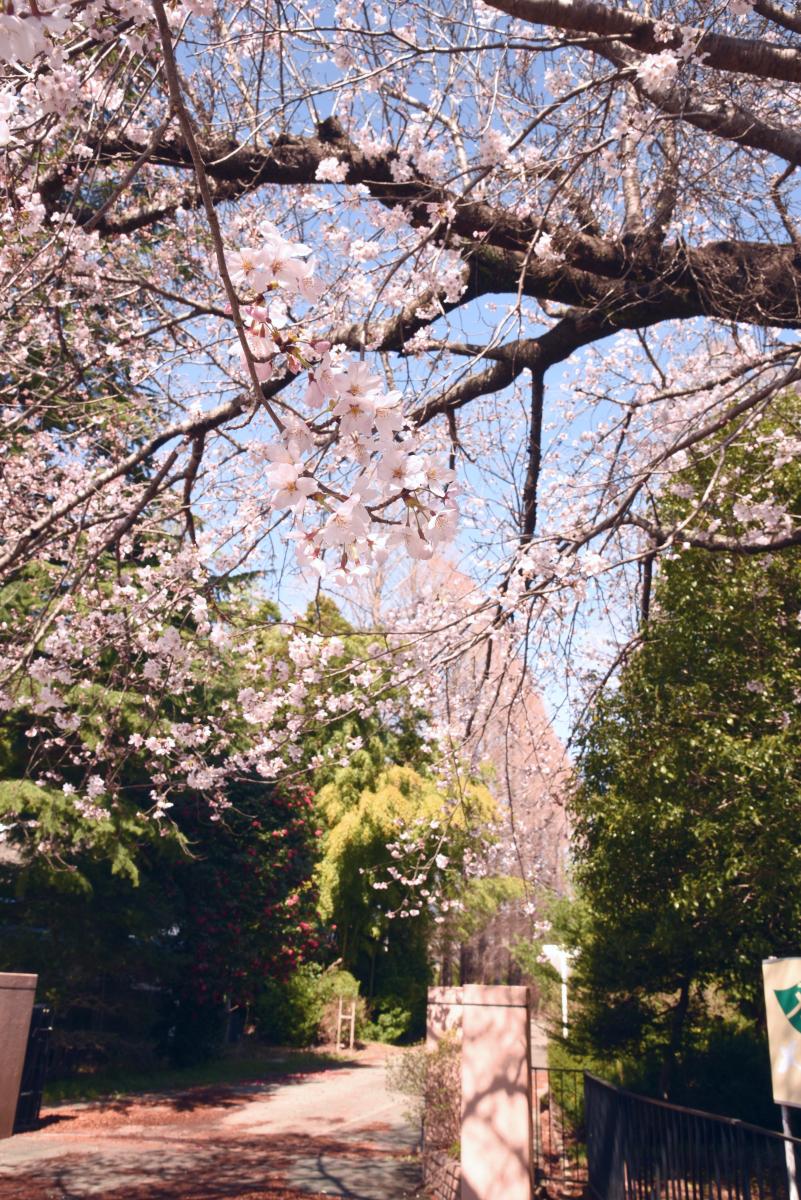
left=541, top=944, right=572, bottom=1039
left=762, top=958, right=801, bottom=1200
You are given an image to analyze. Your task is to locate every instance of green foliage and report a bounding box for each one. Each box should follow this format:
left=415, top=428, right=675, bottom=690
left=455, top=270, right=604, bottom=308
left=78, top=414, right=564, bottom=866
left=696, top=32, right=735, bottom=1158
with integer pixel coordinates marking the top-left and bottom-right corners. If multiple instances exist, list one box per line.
left=290, top=598, right=434, bottom=794
left=362, top=999, right=413, bottom=1043
left=511, top=893, right=582, bottom=1033
left=319, top=967, right=361, bottom=1001
left=317, top=969, right=369, bottom=1044
left=573, top=543, right=801, bottom=1064
left=547, top=1002, right=776, bottom=1127
left=154, top=780, right=318, bottom=1063
left=513, top=940, right=561, bottom=1019
left=0, top=778, right=148, bottom=885
left=543, top=1038, right=592, bottom=1137
left=255, top=964, right=329, bottom=1047
left=0, top=578, right=320, bottom=1068
left=0, top=775, right=319, bottom=1068
left=0, top=559, right=448, bottom=1071
left=155, top=999, right=226, bottom=1067
left=447, top=875, right=525, bottom=942
left=0, top=565, right=248, bottom=876
left=674, top=1013, right=775, bottom=1125
left=610, top=1014, right=776, bottom=1126
left=571, top=400, right=801, bottom=1103
left=254, top=965, right=366, bottom=1047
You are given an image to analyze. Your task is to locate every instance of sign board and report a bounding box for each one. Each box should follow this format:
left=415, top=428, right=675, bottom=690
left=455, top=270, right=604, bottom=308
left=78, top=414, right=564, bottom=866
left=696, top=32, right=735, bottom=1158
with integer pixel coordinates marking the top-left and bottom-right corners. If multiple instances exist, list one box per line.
left=763, top=958, right=801, bottom=1108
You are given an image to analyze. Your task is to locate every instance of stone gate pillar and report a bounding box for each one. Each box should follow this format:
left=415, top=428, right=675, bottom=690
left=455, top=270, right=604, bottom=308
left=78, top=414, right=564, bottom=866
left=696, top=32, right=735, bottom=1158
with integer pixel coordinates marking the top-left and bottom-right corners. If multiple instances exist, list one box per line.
left=460, top=984, right=532, bottom=1200
left=426, top=986, right=463, bottom=1050
left=0, top=973, right=37, bottom=1139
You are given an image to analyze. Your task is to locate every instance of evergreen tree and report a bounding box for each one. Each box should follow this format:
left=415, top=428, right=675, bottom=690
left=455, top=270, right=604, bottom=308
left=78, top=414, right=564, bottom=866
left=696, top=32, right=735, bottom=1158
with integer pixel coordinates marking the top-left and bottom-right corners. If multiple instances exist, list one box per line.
left=572, top=403, right=801, bottom=1105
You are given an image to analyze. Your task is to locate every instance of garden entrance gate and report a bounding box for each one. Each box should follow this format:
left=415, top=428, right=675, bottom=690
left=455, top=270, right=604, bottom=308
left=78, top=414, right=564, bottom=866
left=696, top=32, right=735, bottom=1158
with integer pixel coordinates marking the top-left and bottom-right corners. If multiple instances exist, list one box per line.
left=426, top=987, right=801, bottom=1200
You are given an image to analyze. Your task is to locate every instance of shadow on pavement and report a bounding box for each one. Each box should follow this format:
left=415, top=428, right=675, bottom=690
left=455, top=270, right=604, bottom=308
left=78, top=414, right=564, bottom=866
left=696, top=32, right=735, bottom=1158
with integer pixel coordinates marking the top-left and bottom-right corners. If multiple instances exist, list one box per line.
left=0, top=1130, right=417, bottom=1200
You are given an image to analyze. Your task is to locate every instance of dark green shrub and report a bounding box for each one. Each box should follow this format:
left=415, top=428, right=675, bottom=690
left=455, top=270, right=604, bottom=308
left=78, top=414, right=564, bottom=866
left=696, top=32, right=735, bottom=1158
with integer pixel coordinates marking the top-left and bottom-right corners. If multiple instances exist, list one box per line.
left=363, top=998, right=413, bottom=1043
left=254, top=964, right=326, bottom=1047
left=665, top=1018, right=775, bottom=1127
left=155, top=997, right=226, bottom=1066
left=255, top=965, right=365, bottom=1047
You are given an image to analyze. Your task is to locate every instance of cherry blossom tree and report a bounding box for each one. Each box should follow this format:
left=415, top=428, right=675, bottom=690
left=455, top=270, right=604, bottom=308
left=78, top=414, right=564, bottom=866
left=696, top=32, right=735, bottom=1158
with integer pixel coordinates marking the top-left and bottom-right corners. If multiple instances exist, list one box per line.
left=4, top=0, right=801, bottom=839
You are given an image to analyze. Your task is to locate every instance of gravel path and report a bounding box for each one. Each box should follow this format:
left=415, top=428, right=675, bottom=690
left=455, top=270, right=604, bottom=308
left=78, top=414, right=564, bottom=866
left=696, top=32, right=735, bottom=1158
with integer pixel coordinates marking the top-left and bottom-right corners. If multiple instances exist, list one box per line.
left=0, top=1048, right=421, bottom=1200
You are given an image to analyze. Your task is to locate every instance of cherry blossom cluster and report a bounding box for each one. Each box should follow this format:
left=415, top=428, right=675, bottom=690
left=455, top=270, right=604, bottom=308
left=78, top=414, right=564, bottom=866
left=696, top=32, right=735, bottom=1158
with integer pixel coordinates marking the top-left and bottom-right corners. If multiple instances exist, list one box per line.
left=0, top=547, right=437, bottom=840
left=225, top=226, right=459, bottom=580
left=0, top=1, right=212, bottom=72
left=361, top=807, right=499, bottom=922
left=0, top=7, right=69, bottom=67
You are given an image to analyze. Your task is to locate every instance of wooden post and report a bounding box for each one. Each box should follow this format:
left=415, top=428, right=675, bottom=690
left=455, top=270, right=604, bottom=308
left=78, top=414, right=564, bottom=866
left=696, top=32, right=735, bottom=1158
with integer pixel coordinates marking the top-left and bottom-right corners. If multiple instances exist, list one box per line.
left=335, top=998, right=356, bottom=1050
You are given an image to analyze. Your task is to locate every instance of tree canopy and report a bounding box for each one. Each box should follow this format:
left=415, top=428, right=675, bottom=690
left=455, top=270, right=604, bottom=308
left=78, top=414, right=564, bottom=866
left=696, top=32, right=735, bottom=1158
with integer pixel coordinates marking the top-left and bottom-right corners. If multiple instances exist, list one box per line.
left=570, top=400, right=801, bottom=1097
left=6, top=0, right=801, bottom=804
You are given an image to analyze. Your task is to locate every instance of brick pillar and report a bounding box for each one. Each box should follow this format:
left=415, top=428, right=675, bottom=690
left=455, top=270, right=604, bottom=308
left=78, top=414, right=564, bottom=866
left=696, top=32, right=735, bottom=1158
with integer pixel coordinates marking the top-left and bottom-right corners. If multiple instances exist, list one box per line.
left=460, top=984, right=532, bottom=1200
left=0, top=973, right=37, bottom=1139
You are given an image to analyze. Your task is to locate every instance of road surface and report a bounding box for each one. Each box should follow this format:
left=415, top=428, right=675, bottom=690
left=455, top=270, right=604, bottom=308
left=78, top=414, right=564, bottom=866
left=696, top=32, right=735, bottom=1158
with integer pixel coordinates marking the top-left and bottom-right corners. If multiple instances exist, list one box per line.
left=0, top=1048, right=421, bottom=1200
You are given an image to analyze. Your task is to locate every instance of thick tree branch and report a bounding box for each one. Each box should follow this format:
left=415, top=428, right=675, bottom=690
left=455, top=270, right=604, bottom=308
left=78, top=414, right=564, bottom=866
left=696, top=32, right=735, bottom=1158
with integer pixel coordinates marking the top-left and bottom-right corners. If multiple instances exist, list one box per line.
left=628, top=514, right=801, bottom=555
left=752, top=0, right=801, bottom=37
left=481, top=1, right=801, bottom=168
left=411, top=353, right=528, bottom=426
left=411, top=308, right=623, bottom=427
left=620, top=125, right=645, bottom=235
left=485, top=0, right=801, bottom=85
left=73, top=122, right=801, bottom=331
left=650, top=121, right=679, bottom=236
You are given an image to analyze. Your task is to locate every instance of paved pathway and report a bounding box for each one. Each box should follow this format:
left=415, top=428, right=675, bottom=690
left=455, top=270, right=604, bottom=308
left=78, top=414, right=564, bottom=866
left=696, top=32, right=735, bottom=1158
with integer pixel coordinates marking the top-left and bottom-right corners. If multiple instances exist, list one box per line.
left=0, top=1050, right=421, bottom=1200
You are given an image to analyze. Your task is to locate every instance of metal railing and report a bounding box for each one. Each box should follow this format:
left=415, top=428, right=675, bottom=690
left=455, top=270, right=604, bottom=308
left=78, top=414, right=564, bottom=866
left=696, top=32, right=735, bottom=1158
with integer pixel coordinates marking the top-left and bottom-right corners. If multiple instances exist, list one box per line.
left=584, top=1072, right=801, bottom=1200
left=532, top=1067, right=587, bottom=1195
left=14, top=1004, right=52, bottom=1134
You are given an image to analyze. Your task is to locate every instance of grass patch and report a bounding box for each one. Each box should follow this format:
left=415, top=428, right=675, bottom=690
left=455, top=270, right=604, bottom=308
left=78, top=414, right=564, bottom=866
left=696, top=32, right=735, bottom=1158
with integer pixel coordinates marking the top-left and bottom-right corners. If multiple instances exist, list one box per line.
left=44, top=1045, right=341, bottom=1105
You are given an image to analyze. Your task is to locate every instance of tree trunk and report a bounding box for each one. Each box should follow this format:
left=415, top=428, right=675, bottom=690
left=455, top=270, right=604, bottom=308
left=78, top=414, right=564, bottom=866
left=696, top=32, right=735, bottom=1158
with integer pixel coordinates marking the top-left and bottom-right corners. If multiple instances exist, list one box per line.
left=659, top=978, right=691, bottom=1100
left=368, top=944, right=376, bottom=1000
left=441, top=938, right=453, bottom=987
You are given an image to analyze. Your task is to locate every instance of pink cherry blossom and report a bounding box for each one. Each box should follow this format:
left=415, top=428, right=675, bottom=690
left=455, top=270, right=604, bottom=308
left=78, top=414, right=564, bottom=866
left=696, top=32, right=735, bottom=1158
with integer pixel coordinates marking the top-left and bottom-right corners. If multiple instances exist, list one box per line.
left=266, top=462, right=318, bottom=511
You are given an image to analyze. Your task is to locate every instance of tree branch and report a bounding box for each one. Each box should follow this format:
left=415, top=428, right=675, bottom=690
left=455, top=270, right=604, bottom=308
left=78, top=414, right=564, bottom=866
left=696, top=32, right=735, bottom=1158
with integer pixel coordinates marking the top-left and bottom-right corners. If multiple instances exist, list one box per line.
left=485, top=0, right=801, bottom=85
left=520, top=367, right=545, bottom=543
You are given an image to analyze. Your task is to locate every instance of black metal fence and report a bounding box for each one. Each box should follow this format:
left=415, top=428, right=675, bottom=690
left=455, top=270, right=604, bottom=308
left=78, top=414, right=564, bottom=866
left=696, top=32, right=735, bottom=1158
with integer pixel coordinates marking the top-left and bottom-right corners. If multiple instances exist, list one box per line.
left=532, top=1067, right=587, bottom=1195
left=13, top=1004, right=53, bottom=1134
left=584, top=1072, right=801, bottom=1200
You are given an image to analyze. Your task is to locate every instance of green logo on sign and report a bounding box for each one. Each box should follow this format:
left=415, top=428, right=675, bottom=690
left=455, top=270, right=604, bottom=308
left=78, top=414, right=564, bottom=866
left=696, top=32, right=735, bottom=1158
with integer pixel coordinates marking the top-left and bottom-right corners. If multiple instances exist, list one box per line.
left=775, top=984, right=801, bottom=1033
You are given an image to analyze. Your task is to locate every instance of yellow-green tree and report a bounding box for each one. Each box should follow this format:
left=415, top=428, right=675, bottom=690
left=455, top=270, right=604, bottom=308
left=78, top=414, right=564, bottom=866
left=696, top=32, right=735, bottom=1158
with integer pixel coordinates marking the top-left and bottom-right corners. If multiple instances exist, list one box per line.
left=316, top=757, right=498, bottom=1035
